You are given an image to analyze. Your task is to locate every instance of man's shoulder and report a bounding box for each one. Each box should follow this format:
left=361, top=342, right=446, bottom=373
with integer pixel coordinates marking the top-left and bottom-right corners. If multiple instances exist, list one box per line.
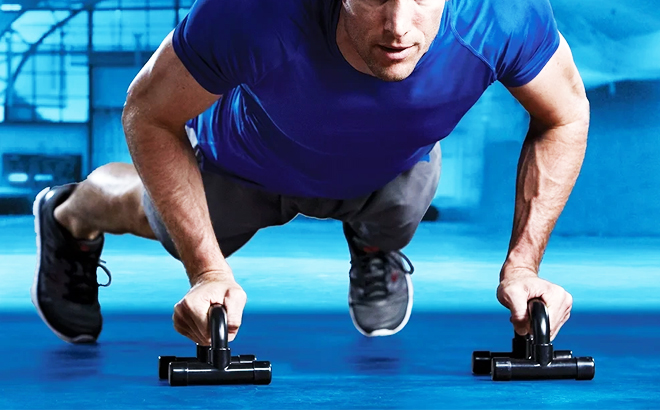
left=448, top=0, right=556, bottom=74
left=450, top=0, right=548, bottom=42
left=174, top=0, right=334, bottom=93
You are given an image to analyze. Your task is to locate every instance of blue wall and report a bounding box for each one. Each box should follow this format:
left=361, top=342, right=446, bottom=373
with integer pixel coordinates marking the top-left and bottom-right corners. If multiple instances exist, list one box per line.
left=479, top=80, right=660, bottom=236
left=0, top=123, right=89, bottom=173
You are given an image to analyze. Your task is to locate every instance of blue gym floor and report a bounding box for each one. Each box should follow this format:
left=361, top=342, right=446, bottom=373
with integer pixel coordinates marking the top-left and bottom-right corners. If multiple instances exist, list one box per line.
left=1, top=216, right=659, bottom=409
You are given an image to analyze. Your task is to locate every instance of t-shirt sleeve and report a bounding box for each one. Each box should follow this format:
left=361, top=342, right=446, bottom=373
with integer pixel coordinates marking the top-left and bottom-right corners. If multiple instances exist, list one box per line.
left=495, top=0, right=560, bottom=88
left=171, top=0, right=263, bottom=95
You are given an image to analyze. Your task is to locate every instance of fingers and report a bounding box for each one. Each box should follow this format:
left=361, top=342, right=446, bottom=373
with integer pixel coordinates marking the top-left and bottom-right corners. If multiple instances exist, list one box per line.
left=173, top=303, right=202, bottom=344
left=174, top=300, right=209, bottom=345
left=172, top=276, right=247, bottom=345
left=224, top=287, right=247, bottom=342
left=498, top=282, right=538, bottom=336
left=187, top=297, right=214, bottom=345
left=498, top=276, right=574, bottom=340
left=548, top=291, right=573, bottom=341
left=506, top=287, right=532, bottom=336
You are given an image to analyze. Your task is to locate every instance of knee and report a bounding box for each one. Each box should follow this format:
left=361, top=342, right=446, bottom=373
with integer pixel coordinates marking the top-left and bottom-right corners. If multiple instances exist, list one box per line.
left=390, top=199, right=428, bottom=230
left=84, top=163, right=143, bottom=214
left=86, top=163, right=139, bottom=188
left=373, top=221, right=418, bottom=251
left=356, top=213, right=421, bottom=252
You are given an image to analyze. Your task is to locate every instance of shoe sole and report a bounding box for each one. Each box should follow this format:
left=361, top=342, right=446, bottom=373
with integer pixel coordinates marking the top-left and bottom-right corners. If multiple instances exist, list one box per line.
left=348, top=273, right=414, bottom=337
left=31, top=187, right=97, bottom=344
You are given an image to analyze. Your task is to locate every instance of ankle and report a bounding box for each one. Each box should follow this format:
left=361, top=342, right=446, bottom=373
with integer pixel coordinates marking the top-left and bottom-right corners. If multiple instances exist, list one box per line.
left=54, top=205, right=101, bottom=241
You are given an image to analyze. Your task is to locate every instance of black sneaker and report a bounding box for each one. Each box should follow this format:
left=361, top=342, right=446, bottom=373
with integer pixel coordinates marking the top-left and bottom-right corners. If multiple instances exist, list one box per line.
left=31, top=185, right=111, bottom=343
left=344, top=224, right=414, bottom=337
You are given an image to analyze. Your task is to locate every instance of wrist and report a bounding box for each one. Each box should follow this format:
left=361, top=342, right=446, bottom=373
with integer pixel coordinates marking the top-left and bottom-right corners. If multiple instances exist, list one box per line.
left=176, top=237, right=230, bottom=282
left=183, top=246, right=233, bottom=285
left=500, top=262, right=538, bottom=282
left=189, top=268, right=234, bottom=286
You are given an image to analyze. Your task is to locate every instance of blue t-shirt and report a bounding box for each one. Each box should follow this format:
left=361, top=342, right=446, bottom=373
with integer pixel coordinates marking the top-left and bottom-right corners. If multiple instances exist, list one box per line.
left=172, top=0, right=559, bottom=199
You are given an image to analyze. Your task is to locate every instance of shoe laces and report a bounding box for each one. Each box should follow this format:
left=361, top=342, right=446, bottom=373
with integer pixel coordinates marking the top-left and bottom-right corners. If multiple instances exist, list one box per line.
left=97, top=260, right=112, bottom=287
left=352, top=250, right=414, bottom=300
left=67, top=254, right=112, bottom=303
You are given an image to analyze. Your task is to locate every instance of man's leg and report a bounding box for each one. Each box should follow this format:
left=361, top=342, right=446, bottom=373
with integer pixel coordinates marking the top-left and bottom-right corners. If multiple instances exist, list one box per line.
left=346, top=144, right=441, bottom=251
left=291, top=144, right=440, bottom=336
left=54, top=162, right=155, bottom=240
left=33, top=162, right=154, bottom=344
left=342, top=144, right=441, bottom=336
left=34, top=161, right=294, bottom=344
left=142, top=167, right=295, bottom=260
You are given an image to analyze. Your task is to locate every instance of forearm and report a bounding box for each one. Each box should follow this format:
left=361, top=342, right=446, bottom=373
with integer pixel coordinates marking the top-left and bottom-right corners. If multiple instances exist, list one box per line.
left=123, top=111, right=231, bottom=284
left=502, top=116, right=588, bottom=279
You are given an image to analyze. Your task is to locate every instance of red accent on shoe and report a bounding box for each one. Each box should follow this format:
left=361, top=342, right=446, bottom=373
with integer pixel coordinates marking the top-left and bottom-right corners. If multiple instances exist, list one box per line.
left=391, top=272, right=399, bottom=282
left=79, top=244, right=90, bottom=252
left=362, top=246, right=380, bottom=253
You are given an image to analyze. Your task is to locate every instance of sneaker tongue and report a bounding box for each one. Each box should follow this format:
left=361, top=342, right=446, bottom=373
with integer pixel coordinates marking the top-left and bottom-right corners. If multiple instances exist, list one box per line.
left=75, top=236, right=103, bottom=253
left=351, top=235, right=380, bottom=256
left=52, top=216, right=103, bottom=253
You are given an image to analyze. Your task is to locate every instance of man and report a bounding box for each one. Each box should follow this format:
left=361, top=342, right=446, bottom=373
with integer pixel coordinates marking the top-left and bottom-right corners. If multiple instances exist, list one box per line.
left=32, top=0, right=588, bottom=345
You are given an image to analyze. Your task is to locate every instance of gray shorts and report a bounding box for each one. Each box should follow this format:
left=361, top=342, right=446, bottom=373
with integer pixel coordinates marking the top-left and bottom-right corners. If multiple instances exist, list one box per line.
left=143, top=136, right=441, bottom=258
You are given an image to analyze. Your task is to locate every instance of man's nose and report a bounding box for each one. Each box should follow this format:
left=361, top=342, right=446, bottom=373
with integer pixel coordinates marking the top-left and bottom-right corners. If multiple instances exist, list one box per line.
left=383, top=0, right=414, bottom=40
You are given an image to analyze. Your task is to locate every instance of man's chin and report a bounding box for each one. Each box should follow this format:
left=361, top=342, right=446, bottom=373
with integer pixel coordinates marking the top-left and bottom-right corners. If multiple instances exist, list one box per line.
left=370, top=61, right=417, bottom=82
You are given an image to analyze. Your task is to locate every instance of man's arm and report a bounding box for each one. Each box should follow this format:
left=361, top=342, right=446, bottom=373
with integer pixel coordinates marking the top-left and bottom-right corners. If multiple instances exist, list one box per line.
left=122, top=32, right=246, bottom=344
left=123, top=32, right=223, bottom=278
left=498, top=34, right=589, bottom=339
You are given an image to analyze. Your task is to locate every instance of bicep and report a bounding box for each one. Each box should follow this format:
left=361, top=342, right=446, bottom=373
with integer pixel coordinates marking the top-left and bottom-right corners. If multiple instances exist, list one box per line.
left=506, top=34, right=589, bottom=129
left=124, top=31, right=221, bottom=132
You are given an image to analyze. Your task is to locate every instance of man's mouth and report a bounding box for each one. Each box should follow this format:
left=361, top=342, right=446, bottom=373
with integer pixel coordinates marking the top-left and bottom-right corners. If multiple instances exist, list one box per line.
left=380, top=45, right=412, bottom=51
left=377, top=45, right=414, bottom=60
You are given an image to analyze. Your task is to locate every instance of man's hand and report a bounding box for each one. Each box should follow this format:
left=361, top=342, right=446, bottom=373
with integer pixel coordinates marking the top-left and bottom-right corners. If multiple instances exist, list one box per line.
left=497, top=268, right=573, bottom=341
left=173, top=271, right=247, bottom=345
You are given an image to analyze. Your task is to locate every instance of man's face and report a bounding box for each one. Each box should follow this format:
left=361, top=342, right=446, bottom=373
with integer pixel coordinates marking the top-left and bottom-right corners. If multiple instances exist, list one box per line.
left=340, top=0, right=445, bottom=82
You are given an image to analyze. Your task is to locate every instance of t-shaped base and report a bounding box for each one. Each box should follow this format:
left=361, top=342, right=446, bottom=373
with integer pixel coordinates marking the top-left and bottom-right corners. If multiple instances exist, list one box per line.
left=472, top=335, right=573, bottom=375
left=158, top=345, right=260, bottom=380
left=472, top=299, right=595, bottom=381
left=158, top=304, right=272, bottom=386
